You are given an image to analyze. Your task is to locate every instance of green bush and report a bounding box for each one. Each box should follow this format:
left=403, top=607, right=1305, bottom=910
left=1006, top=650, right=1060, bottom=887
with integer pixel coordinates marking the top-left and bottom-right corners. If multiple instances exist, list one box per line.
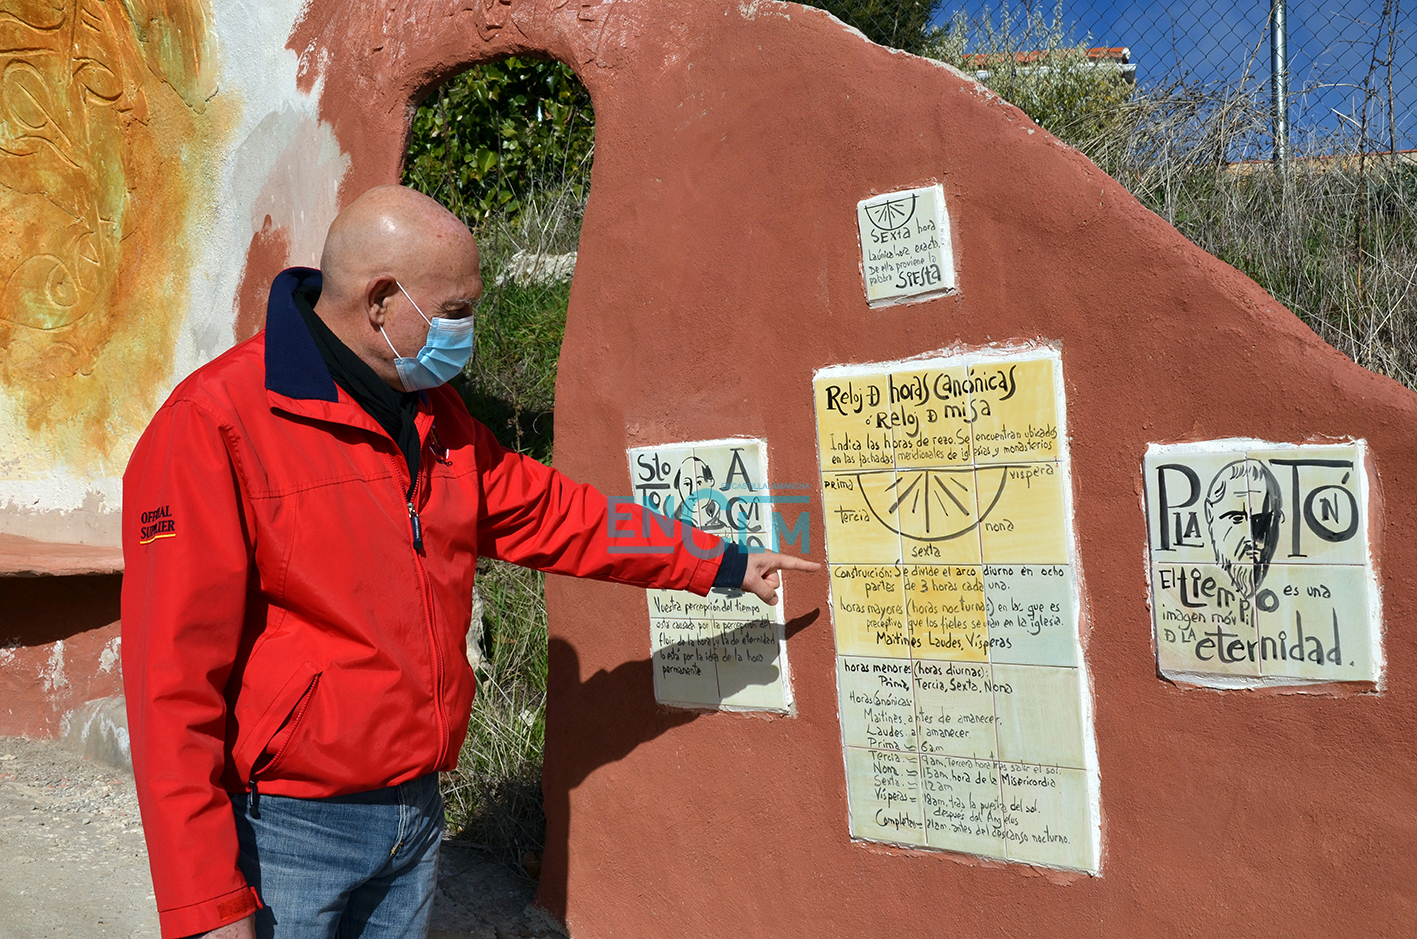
left=404, top=56, right=594, bottom=227
left=809, top=0, right=943, bottom=54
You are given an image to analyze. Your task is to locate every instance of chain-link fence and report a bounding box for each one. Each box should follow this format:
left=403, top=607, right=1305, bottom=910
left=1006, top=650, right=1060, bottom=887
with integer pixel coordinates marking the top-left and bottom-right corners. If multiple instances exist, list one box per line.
left=811, top=1, right=1414, bottom=158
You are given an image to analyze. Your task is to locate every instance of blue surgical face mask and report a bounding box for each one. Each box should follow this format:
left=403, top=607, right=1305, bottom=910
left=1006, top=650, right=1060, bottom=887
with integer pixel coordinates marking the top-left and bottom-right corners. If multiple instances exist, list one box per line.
left=380, top=281, right=476, bottom=392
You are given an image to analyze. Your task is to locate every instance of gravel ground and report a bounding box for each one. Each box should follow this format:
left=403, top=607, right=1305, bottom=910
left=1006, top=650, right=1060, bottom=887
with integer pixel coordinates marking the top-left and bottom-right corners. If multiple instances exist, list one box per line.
left=0, top=736, right=566, bottom=939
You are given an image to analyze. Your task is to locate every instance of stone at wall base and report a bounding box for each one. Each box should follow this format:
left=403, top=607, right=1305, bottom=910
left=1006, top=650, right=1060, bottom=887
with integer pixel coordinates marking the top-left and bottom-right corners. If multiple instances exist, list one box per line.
left=60, top=696, right=131, bottom=773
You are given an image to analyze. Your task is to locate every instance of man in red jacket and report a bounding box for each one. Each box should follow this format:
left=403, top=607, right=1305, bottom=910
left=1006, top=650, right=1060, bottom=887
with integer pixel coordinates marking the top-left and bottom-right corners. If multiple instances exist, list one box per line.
left=121, top=185, right=816, bottom=939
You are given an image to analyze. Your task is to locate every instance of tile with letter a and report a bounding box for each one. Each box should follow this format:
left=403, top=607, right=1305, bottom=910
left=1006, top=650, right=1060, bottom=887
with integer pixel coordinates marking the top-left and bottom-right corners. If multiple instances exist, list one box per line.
left=889, top=365, right=975, bottom=469
left=830, top=564, right=909, bottom=659
left=714, top=619, right=786, bottom=710
left=1255, top=563, right=1376, bottom=682
left=1151, top=562, right=1261, bottom=678
left=837, top=655, right=918, bottom=752
left=977, top=462, right=1068, bottom=565
left=650, top=618, right=720, bottom=706
left=905, top=564, right=988, bottom=662
left=983, top=564, right=1078, bottom=668
left=911, top=659, right=998, bottom=760
left=969, top=356, right=1059, bottom=465
left=821, top=470, right=904, bottom=565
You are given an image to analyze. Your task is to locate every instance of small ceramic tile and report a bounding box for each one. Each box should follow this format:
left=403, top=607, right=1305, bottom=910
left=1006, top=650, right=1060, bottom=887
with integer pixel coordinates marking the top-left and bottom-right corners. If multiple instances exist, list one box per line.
left=845, top=747, right=927, bottom=846
left=888, top=365, right=976, bottom=469
left=991, top=663, right=1087, bottom=769
left=1245, top=446, right=1366, bottom=566
left=920, top=754, right=1007, bottom=858
left=830, top=564, right=910, bottom=658
left=1255, top=564, right=1377, bottom=682
left=628, top=446, right=696, bottom=521
left=650, top=618, right=722, bottom=706
left=1143, top=449, right=1257, bottom=566
left=999, top=762, right=1096, bottom=871
left=904, top=564, right=989, bottom=662
left=820, top=471, right=904, bottom=565
left=714, top=619, right=788, bottom=709
left=815, top=374, right=895, bottom=472
left=969, top=357, right=1060, bottom=465
left=690, top=443, right=771, bottom=539
left=857, top=184, right=954, bottom=304
left=646, top=588, right=689, bottom=619
left=1150, top=563, right=1262, bottom=678
left=911, top=659, right=998, bottom=760
left=890, top=467, right=984, bottom=564
left=983, top=564, right=1079, bottom=668
left=977, top=461, right=1069, bottom=564
left=837, top=655, right=919, bottom=752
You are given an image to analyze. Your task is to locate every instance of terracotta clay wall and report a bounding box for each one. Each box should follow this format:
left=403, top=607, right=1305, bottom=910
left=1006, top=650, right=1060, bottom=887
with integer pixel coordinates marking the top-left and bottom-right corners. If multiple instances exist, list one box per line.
left=265, top=0, right=1417, bottom=935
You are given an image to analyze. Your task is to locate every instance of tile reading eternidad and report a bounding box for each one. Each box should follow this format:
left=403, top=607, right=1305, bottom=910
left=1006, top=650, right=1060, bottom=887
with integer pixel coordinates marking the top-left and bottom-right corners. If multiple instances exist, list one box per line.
left=628, top=439, right=792, bottom=712
left=1143, top=440, right=1382, bottom=688
left=814, top=348, right=1100, bottom=872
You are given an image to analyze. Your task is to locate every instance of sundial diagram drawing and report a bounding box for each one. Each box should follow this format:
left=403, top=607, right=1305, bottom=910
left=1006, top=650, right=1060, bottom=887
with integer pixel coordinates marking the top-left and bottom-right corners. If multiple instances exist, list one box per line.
left=813, top=348, right=1099, bottom=872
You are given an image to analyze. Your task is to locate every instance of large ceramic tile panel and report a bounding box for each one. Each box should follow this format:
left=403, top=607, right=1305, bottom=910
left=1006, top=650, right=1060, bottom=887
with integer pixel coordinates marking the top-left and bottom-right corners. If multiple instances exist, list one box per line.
left=817, top=351, right=1098, bottom=872
left=629, top=439, right=792, bottom=712
left=1143, top=440, right=1380, bottom=688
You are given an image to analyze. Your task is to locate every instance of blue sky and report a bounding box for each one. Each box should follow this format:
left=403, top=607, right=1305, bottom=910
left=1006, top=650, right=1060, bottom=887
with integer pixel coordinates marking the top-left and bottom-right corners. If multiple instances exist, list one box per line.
left=932, top=1, right=1415, bottom=153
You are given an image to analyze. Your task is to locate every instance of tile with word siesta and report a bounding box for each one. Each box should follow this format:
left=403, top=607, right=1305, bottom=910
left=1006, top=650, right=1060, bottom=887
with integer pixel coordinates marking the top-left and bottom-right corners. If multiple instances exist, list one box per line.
left=829, top=564, right=910, bottom=659
left=982, top=564, right=1079, bottom=668
left=969, top=355, right=1060, bottom=466
left=845, top=746, right=927, bottom=847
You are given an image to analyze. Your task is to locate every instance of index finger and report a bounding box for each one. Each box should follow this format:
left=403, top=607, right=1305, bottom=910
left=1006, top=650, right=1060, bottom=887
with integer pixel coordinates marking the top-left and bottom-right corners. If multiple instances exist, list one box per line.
left=768, top=556, right=821, bottom=573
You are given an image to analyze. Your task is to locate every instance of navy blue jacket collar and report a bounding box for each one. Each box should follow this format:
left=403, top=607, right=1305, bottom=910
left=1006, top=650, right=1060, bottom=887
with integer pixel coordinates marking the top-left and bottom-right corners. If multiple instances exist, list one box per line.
left=265, top=267, right=339, bottom=402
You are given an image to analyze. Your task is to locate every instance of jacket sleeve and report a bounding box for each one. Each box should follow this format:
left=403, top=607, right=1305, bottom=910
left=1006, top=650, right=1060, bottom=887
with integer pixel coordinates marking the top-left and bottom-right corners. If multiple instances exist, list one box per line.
left=472, top=421, right=725, bottom=594
left=121, top=399, right=262, bottom=939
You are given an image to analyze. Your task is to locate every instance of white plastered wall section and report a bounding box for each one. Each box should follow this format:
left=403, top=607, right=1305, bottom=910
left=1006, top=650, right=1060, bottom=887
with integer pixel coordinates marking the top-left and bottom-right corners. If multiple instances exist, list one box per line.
left=0, top=0, right=348, bottom=549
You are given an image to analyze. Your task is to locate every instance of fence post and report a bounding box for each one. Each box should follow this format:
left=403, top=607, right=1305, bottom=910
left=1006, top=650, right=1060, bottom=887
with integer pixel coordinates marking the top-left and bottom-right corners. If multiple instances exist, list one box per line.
left=1270, top=0, right=1289, bottom=165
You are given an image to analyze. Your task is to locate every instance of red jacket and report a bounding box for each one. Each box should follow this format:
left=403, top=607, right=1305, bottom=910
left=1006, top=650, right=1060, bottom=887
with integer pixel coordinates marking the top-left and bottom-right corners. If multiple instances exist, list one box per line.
left=121, top=268, right=723, bottom=938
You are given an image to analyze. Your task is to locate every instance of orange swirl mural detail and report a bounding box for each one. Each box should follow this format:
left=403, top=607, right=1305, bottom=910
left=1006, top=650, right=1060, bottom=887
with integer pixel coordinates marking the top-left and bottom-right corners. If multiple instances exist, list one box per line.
left=0, top=0, right=227, bottom=466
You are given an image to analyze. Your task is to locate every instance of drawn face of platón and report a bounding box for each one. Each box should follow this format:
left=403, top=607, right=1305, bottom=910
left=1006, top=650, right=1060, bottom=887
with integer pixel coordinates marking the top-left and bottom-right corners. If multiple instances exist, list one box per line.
left=1203, top=459, right=1283, bottom=598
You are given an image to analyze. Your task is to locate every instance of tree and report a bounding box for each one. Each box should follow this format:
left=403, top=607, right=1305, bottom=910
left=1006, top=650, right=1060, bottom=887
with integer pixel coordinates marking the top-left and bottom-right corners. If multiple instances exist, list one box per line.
left=403, top=57, right=594, bottom=228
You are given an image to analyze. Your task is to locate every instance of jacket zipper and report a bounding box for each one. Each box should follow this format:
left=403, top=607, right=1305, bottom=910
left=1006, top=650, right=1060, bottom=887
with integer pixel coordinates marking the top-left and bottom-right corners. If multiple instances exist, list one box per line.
left=400, top=453, right=449, bottom=768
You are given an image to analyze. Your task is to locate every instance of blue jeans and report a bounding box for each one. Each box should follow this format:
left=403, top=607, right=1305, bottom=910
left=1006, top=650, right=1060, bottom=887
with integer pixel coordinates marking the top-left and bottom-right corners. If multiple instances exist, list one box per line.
left=230, top=774, right=444, bottom=939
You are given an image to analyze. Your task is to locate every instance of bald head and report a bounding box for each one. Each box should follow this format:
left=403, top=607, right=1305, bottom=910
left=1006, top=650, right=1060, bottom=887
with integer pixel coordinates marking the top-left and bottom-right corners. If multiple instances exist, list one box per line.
left=313, top=185, right=482, bottom=389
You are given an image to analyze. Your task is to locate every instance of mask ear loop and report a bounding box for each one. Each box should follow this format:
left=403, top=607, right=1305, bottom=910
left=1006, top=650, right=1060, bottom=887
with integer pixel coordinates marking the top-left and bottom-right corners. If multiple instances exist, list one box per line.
left=396, top=281, right=433, bottom=326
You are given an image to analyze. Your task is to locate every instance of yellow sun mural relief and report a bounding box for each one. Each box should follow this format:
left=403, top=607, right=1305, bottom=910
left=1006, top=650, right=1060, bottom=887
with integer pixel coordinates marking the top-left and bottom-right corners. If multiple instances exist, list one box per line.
left=0, top=0, right=229, bottom=470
